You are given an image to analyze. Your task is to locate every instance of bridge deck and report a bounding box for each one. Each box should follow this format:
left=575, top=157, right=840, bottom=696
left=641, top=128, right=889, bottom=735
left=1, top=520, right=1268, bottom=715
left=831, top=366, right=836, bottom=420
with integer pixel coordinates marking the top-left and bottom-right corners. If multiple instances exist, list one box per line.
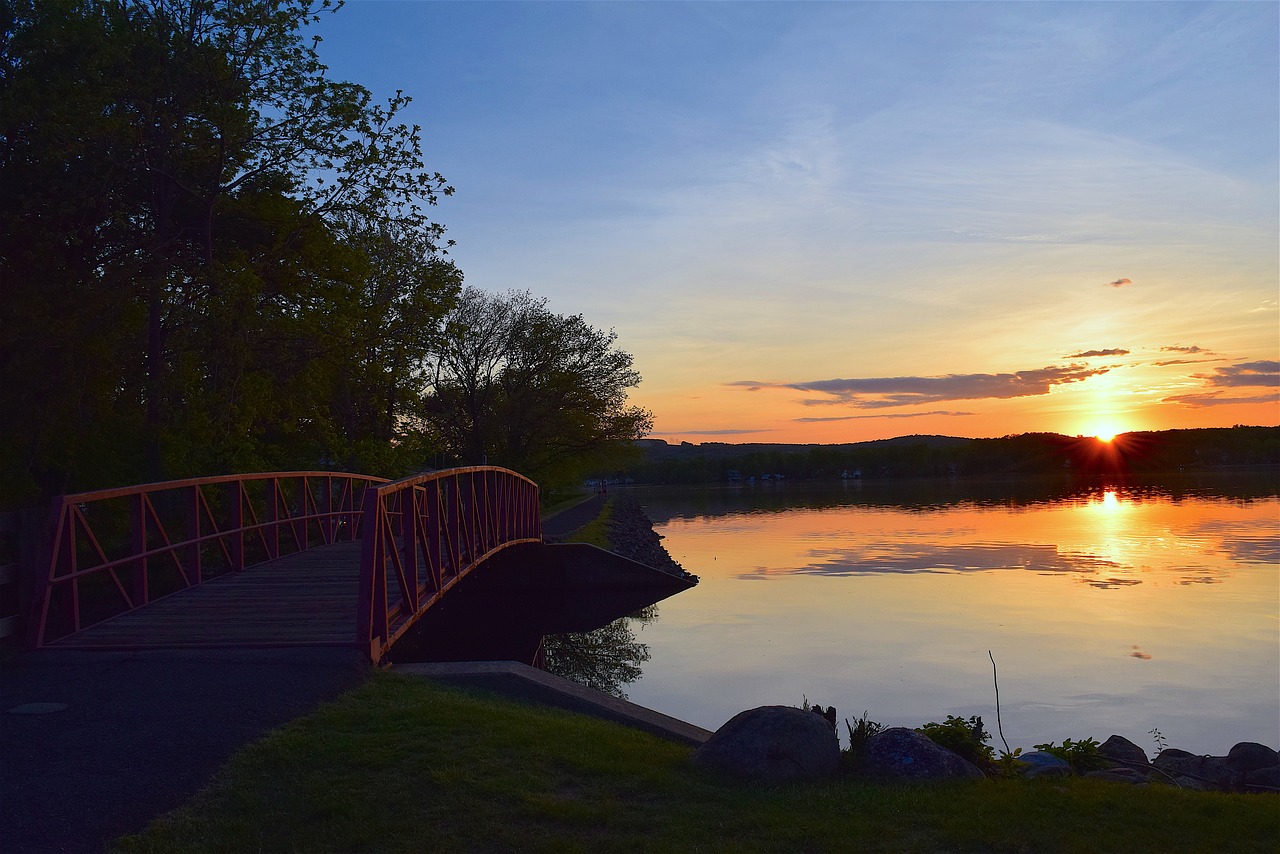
left=49, top=541, right=365, bottom=649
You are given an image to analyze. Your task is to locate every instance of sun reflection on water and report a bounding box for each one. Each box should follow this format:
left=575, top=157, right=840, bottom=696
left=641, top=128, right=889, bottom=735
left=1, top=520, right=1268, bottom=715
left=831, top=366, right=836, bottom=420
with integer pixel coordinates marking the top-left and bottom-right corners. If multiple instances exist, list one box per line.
left=629, top=484, right=1280, bottom=756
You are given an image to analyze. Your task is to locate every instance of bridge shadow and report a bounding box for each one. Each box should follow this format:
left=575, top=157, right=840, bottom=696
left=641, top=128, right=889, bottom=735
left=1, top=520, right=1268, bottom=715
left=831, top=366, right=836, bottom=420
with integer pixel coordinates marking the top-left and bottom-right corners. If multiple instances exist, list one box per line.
left=386, top=542, right=692, bottom=674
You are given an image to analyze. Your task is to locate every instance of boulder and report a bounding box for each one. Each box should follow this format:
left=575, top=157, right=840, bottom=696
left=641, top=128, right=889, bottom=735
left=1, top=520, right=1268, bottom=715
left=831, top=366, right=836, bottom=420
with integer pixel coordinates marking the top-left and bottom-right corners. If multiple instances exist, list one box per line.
left=693, top=705, right=840, bottom=782
left=1099, top=735, right=1149, bottom=768
left=1154, top=749, right=1237, bottom=791
left=1244, top=765, right=1280, bottom=793
left=859, top=727, right=984, bottom=783
left=1016, top=750, right=1072, bottom=779
left=1225, top=742, right=1280, bottom=775
left=1085, top=767, right=1150, bottom=786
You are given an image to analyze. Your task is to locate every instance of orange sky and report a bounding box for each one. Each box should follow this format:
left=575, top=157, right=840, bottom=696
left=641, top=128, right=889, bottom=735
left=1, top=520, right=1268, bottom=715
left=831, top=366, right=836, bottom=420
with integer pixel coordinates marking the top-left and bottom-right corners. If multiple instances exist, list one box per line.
left=316, top=3, right=1279, bottom=444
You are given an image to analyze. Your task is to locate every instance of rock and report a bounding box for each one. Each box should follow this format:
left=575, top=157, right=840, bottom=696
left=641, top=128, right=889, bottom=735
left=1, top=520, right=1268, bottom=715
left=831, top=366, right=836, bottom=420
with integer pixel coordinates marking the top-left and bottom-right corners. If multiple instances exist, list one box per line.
left=1085, top=767, right=1150, bottom=786
left=693, top=705, right=840, bottom=781
left=1099, top=735, right=1149, bottom=768
left=1016, top=750, right=1072, bottom=779
left=1244, top=765, right=1280, bottom=793
left=859, top=727, right=985, bottom=783
left=605, top=496, right=696, bottom=580
left=1225, top=742, right=1280, bottom=775
left=1154, top=749, right=1237, bottom=791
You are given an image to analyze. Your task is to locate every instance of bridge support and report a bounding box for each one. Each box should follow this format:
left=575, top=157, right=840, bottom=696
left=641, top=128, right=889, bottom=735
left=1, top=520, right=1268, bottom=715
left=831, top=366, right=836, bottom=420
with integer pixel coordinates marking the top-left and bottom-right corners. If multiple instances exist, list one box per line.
left=378, top=542, right=696, bottom=663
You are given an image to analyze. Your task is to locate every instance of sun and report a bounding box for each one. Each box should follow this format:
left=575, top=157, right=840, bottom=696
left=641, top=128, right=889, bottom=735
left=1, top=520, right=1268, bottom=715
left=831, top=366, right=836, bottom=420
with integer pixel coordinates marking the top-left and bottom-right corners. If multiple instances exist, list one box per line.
left=1095, top=431, right=1117, bottom=443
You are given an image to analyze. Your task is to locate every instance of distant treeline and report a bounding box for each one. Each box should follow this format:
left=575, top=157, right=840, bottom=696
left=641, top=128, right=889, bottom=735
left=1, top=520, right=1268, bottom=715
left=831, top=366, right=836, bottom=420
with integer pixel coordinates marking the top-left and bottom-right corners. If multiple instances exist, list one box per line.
left=618, top=427, right=1280, bottom=484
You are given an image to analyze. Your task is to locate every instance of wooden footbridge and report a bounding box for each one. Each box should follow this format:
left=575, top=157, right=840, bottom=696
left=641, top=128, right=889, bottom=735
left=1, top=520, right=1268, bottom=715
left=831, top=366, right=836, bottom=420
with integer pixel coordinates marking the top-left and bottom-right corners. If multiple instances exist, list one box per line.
left=26, top=468, right=551, bottom=663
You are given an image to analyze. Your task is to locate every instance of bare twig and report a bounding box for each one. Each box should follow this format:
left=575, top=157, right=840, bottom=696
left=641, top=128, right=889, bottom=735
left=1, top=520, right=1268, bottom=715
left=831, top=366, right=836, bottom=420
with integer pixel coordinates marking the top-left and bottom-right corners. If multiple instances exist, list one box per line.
left=989, top=650, right=1012, bottom=756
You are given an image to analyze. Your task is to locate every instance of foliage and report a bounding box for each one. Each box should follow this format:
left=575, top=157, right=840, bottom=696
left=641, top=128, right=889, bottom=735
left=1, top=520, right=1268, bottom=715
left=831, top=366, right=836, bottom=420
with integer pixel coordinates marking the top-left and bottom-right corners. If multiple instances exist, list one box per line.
left=1034, top=737, right=1110, bottom=774
left=623, top=427, right=1280, bottom=485
left=1150, top=727, right=1169, bottom=754
left=918, top=715, right=996, bottom=770
left=423, top=288, right=652, bottom=491
left=113, top=673, right=1280, bottom=853
left=842, top=710, right=885, bottom=769
left=995, top=747, right=1027, bottom=778
left=0, top=0, right=459, bottom=506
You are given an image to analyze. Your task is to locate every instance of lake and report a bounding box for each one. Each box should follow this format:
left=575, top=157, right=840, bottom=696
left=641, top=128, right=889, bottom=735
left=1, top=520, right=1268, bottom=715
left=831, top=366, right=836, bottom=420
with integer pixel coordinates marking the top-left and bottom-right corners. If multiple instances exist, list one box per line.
left=614, top=475, right=1279, bottom=757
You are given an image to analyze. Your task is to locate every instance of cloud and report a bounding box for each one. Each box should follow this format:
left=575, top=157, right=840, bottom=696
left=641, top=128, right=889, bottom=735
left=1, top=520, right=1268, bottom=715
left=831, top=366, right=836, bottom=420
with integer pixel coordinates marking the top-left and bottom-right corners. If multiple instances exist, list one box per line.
left=1192, top=360, right=1280, bottom=389
left=1164, top=390, right=1280, bottom=408
left=657, top=428, right=774, bottom=436
left=1107, top=278, right=1132, bottom=287
left=731, top=364, right=1109, bottom=409
left=1067, top=348, right=1129, bottom=358
left=1162, top=360, right=1278, bottom=406
left=795, top=410, right=975, bottom=423
left=1161, top=344, right=1210, bottom=354
left=1152, top=358, right=1220, bottom=367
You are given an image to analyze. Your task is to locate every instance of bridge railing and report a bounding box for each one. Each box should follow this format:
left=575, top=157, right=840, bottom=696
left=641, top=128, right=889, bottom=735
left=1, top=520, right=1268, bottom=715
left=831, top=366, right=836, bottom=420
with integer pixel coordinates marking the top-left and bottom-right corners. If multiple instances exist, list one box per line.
left=29, top=472, right=388, bottom=647
left=359, top=466, right=541, bottom=663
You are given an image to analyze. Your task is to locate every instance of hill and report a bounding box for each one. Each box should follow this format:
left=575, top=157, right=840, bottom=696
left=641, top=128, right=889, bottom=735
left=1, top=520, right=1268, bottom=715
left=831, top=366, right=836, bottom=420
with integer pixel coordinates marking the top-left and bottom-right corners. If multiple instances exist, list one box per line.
left=621, top=427, right=1280, bottom=484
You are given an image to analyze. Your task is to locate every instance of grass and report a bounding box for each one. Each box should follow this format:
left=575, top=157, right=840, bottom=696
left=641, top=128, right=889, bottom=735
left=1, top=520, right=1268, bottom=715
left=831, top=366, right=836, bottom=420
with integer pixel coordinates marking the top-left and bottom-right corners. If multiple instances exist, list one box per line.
left=114, top=672, right=1279, bottom=853
left=561, top=496, right=614, bottom=549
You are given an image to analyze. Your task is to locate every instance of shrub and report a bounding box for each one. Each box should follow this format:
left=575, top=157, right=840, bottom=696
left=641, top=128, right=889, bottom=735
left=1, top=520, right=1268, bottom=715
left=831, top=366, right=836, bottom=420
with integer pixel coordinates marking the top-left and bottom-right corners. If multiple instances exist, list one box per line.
left=918, top=715, right=995, bottom=770
left=1032, top=737, right=1109, bottom=773
left=842, top=711, right=885, bottom=770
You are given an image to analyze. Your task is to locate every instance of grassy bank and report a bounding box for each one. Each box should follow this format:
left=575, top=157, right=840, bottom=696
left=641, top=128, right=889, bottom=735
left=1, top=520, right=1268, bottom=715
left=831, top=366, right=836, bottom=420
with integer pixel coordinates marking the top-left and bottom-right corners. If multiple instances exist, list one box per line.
left=115, top=672, right=1277, bottom=853
left=561, top=496, right=614, bottom=549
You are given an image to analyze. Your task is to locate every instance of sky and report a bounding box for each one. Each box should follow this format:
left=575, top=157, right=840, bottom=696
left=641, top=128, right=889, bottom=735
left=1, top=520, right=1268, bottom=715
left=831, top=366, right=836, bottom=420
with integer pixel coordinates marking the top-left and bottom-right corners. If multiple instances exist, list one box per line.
left=311, top=1, right=1279, bottom=445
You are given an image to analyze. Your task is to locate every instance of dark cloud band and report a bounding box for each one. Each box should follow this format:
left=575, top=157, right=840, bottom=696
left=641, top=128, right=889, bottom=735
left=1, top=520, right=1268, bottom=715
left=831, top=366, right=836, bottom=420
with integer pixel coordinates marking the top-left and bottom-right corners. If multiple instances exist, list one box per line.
left=731, top=364, right=1108, bottom=409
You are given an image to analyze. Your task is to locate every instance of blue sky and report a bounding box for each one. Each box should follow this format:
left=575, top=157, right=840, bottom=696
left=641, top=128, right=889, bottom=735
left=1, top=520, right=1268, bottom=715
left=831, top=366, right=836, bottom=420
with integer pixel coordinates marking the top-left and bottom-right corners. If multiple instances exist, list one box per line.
left=312, top=1, right=1278, bottom=442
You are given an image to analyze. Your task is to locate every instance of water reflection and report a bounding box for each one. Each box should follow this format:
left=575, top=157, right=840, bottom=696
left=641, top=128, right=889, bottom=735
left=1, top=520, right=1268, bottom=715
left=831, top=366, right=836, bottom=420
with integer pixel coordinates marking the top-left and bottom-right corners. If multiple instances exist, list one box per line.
left=621, top=476, right=1279, bottom=756
left=638, top=471, right=1280, bottom=523
left=541, top=606, right=657, bottom=699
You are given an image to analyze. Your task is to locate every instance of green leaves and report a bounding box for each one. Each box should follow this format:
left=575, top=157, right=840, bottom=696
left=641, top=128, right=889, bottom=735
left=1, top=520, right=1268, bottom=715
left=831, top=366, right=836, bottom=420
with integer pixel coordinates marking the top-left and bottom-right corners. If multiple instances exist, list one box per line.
left=0, top=0, right=459, bottom=504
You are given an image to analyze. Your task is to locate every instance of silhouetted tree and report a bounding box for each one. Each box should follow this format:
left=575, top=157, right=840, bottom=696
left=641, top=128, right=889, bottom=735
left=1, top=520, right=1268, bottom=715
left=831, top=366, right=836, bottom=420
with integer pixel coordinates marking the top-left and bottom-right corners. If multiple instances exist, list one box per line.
left=424, top=288, right=652, bottom=490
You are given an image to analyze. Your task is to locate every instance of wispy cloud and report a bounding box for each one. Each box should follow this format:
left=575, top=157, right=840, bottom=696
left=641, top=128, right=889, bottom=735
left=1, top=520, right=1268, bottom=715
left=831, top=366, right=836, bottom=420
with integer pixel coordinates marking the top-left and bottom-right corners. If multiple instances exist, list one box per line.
left=731, top=364, right=1109, bottom=409
left=1164, top=391, right=1280, bottom=408
left=795, top=410, right=975, bottom=423
left=658, top=428, right=773, bottom=436
left=1162, top=345, right=1210, bottom=354
left=1164, top=360, right=1279, bottom=407
left=1152, top=358, right=1220, bottom=367
left=1067, top=348, right=1129, bottom=358
left=1192, top=360, right=1280, bottom=389
left=1107, top=278, right=1132, bottom=287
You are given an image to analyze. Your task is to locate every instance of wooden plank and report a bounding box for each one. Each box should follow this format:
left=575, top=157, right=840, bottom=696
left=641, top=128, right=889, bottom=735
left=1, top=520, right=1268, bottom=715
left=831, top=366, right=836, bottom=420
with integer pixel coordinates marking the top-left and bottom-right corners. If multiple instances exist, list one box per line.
left=50, top=540, right=366, bottom=649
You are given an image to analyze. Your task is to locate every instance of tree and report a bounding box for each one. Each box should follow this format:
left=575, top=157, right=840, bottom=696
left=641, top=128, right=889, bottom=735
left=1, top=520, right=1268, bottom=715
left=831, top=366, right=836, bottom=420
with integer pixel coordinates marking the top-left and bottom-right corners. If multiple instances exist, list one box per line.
left=0, top=0, right=458, bottom=505
left=424, top=288, right=652, bottom=490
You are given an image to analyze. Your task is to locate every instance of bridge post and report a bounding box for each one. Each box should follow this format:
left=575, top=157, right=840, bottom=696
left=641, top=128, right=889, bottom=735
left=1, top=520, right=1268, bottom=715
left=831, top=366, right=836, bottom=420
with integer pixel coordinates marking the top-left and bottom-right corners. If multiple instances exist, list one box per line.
left=225, top=481, right=244, bottom=571
left=184, top=485, right=202, bottom=585
left=400, top=485, right=420, bottom=613
left=424, top=479, right=442, bottom=593
left=128, top=493, right=148, bottom=609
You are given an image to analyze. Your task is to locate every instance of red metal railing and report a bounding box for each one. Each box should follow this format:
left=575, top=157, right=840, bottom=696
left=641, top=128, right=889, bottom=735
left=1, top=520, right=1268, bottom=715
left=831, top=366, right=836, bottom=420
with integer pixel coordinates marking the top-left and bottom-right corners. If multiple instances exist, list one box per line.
left=359, top=466, right=541, bottom=663
left=29, top=472, right=387, bottom=647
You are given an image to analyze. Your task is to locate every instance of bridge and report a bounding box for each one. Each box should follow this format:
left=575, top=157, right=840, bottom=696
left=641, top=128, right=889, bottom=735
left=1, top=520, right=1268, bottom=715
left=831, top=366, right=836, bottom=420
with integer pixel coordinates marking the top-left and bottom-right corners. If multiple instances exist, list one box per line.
left=23, top=467, right=650, bottom=664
